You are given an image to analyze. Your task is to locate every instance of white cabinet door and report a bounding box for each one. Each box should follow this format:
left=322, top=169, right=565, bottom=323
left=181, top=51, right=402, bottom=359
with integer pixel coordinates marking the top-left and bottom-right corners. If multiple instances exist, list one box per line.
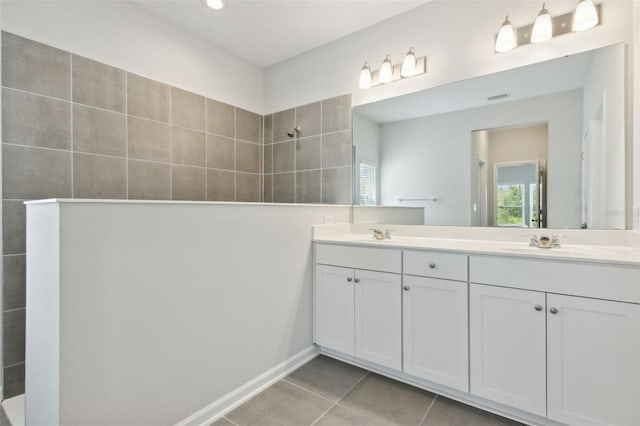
left=315, top=264, right=355, bottom=355
left=403, top=276, right=468, bottom=391
left=354, top=269, right=402, bottom=370
left=547, top=294, right=640, bottom=426
left=470, top=284, right=546, bottom=416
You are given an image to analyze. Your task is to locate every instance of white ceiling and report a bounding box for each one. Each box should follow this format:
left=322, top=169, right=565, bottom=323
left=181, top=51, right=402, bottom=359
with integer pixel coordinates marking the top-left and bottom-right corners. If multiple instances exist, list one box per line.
left=354, top=49, right=596, bottom=123
left=133, top=0, right=429, bottom=67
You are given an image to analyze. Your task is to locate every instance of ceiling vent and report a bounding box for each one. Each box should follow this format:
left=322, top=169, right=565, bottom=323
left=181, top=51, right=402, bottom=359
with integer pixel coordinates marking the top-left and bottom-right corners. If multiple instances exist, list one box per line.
left=487, top=93, right=511, bottom=101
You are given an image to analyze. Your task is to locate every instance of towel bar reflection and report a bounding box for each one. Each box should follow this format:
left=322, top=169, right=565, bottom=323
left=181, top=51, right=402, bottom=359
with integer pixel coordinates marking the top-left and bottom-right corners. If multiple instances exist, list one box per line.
left=398, top=197, right=439, bottom=202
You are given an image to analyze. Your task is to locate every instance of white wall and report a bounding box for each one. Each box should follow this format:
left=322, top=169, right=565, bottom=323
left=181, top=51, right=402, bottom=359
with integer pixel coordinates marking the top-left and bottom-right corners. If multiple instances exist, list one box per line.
left=583, top=43, right=626, bottom=229
left=0, top=1, right=264, bottom=113
left=264, top=1, right=632, bottom=113
left=634, top=1, right=640, bottom=231
left=26, top=201, right=350, bottom=425
left=379, top=90, right=582, bottom=228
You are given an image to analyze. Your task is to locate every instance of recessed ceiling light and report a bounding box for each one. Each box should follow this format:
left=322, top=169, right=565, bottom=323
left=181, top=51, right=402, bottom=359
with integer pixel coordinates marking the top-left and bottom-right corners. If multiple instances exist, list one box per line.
left=206, top=0, right=224, bottom=10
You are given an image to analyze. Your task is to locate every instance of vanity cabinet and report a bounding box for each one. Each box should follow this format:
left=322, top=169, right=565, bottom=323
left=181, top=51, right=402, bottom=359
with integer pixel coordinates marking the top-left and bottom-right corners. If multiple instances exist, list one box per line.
left=315, top=245, right=402, bottom=370
left=469, top=257, right=640, bottom=426
left=402, top=250, right=469, bottom=392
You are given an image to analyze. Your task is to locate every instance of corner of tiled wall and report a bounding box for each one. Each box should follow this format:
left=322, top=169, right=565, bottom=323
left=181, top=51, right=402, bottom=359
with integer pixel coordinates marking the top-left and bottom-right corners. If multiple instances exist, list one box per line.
left=262, top=94, right=353, bottom=204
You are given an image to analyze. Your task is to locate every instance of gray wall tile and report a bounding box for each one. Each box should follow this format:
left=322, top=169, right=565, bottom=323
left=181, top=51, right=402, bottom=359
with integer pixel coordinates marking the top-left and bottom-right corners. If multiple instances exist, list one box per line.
left=2, top=32, right=70, bottom=99
left=128, top=117, right=170, bottom=163
left=73, top=104, right=126, bottom=157
left=2, top=201, right=26, bottom=255
left=207, top=169, right=235, bottom=201
left=296, top=170, right=321, bottom=204
left=322, top=131, right=352, bottom=168
left=171, top=127, right=205, bottom=167
left=236, top=108, right=260, bottom=143
left=236, top=173, right=260, bottom=202
left=206, top=134, right=235, bottom=170
left=263, top=145, right=273, bottom=174
left=172, top=166, right=205, bottom=201
left=171, top=87, right=205, bottom=131
left=207, top=99, right=235, bottom=138
left=273, top=172, right=294, bottom=203
left=72, top=55, right=125, bottom=112
left=322, top=167, right=351, bottom=204
left=264, top=114, right=273, bottom=145
left=3, top=308, right=25, bottom=367
left=236, top=141, right=259, bottom=174
left=2, top=144, right=72, bottom=199
left=296, top=102, right=321, bottom=138
left=273, top=141, right=295, bottom=173
left=263, top=174, right=273, bottom=203
left=73, top=153, right=126, bottom=199
left=3, top=255, right=26, bottom=311
left=322, top=95, right=351, bottom=133
left=128, top=160, right=170, bottom=200
left=296, top=136, right=321, bottom=171
left=127, top=73, right=170, bottom=123
left=3, top=362, right=24, bottom=399
left=273, top=108, right=295, bottom=143
left=2, top=89, right=71, bottom=150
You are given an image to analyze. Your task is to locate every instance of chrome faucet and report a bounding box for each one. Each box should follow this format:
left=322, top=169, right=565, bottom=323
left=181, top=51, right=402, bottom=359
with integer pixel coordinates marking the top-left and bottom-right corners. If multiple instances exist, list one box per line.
left=369, top=228, right=385, bottom=240
left=384, top=228, right=393, bottom=240
left=528, top=233, right=539, bottom=247
left=551, top=234, right=564, bottom=248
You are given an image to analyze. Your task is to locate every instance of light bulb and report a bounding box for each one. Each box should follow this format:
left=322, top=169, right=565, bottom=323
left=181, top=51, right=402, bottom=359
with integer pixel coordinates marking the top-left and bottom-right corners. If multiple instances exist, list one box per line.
left=401, top=47, right=416, bottom=78
left=379, top=55, right=393, bottom=84
left=206, top=0, right=224, bottom=10
left=359, top=62, right=372, bottom=89
left=495, top=16, right=516, bottom=53
left=531, top=4, right=552, bottom=43
left=573, top=0, right=598, bottom=32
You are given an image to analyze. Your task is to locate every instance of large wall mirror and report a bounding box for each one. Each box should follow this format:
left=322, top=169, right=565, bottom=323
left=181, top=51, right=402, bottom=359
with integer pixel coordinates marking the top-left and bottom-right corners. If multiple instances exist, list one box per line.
left=352, top=43, right=626, bottom=230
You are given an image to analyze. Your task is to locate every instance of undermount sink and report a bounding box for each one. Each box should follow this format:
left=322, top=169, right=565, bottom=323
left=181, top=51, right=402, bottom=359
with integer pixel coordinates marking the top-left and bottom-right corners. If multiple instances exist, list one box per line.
left=500, top=245, right=612, bottom=257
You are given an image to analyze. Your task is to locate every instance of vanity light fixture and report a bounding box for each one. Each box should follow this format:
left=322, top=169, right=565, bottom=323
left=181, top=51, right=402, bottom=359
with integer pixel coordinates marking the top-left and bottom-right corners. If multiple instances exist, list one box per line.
left=531, top=3, right=552, bottom=43
left=495, top=2, right=600, bottom=53
left=359, top=62, right=372, bottom=89
left=358, top=49, right=426, bottom=89
left=495, top=16, right=516, bottom=52
left=379, top=55, right=393, bottom=84
left=401, top=47, right=417, bottom=77
left=206, top=0, right=224, bottom=10
left=573, top=0, right=599, bottom=31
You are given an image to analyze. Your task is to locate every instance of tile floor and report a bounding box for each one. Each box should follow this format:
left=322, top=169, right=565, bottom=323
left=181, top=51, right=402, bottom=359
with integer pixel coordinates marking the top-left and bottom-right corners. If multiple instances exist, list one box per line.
left=213, top=355, right=523, bottom=426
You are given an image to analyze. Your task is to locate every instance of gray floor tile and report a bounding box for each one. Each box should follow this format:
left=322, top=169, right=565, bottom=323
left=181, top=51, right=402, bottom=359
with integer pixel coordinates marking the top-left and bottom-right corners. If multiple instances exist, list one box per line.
left=340, top=374, right=435, bottom=426
left=227, top=380, right=332, bottom=426
left=210, top=416, right=238, bottom=426
left=286, top=355, right=367, bottom=402
left=421, top=397, right=523, bottom=426
left=314, top=404, right=393, bottom=426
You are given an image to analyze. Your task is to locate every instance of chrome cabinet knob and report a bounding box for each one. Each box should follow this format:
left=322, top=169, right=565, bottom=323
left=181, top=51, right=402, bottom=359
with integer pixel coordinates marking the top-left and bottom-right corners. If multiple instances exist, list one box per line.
left=354, top=278, right=360, bottom=283
left=550, top=307, right=559, bottom=314
left=535, top=305, right=543, bottom=311
left=347, top=277, right=353, bottom=282
left=429, top=263, right=436, bottom=269
left=403, top=285, right=410, bottom=291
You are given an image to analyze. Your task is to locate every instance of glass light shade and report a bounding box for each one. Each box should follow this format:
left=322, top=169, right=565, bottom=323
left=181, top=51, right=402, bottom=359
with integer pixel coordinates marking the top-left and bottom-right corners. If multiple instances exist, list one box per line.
left=573, top=0, right=598, bottom=32
left=379, top=55, right=393, bottom=84
left=206, top=0, right=224, bottom=10
left=401, top=47, right=416, bottom=78
left=495, top=16, right=516, bottom=53
left=359, top=62, right=372, bottom=89
left=531, top=5, right=552, bottom=43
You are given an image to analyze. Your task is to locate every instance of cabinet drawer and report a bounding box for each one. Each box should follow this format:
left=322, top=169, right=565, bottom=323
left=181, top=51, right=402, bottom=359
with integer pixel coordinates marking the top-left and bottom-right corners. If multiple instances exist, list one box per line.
left=403, top=250, right=467, bottom=281
left=315, top=244, right=401, bottom=273
left=470, top=255, right=640, bottom=304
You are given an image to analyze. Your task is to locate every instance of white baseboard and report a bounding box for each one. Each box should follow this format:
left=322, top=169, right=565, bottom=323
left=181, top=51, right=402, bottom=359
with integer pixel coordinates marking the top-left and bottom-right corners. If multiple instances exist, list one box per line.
left=176, top=345, right=320, bottom=426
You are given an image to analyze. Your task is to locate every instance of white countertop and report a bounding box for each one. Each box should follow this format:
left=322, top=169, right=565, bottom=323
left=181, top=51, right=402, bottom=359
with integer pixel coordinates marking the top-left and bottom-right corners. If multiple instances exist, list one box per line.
left=313, top=230, right=640, bottom=267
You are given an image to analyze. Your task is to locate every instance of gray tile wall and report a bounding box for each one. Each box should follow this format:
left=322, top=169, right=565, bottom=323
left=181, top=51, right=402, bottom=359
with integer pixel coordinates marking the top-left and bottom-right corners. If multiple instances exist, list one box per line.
left=0, top=31, right=264, bottom=397
left=263, top=95, right=352, bottom=204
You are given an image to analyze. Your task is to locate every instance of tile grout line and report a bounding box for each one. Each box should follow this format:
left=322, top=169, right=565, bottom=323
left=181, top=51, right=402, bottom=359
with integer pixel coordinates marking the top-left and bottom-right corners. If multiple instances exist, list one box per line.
left=309, top=371, right=371, bottom=426
left=70, top=53, right=74, bottom=198
left=204, top=98, right=208, bottom=200
left=320, top=101, right=323, bottom=203
left=222, top=416, right=241, bottom=426
left=125, top=72, right=129, bottom=199
left=418, top=394, right=438, bottom=426
left=169, top=87, right=173, bottom=201
left=234, top=107, right=237, bottom=202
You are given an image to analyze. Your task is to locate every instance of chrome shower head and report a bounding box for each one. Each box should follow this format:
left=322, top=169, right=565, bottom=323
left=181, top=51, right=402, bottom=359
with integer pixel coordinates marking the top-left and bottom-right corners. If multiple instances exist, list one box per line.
left=287, top=126, right=301, bottom=138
